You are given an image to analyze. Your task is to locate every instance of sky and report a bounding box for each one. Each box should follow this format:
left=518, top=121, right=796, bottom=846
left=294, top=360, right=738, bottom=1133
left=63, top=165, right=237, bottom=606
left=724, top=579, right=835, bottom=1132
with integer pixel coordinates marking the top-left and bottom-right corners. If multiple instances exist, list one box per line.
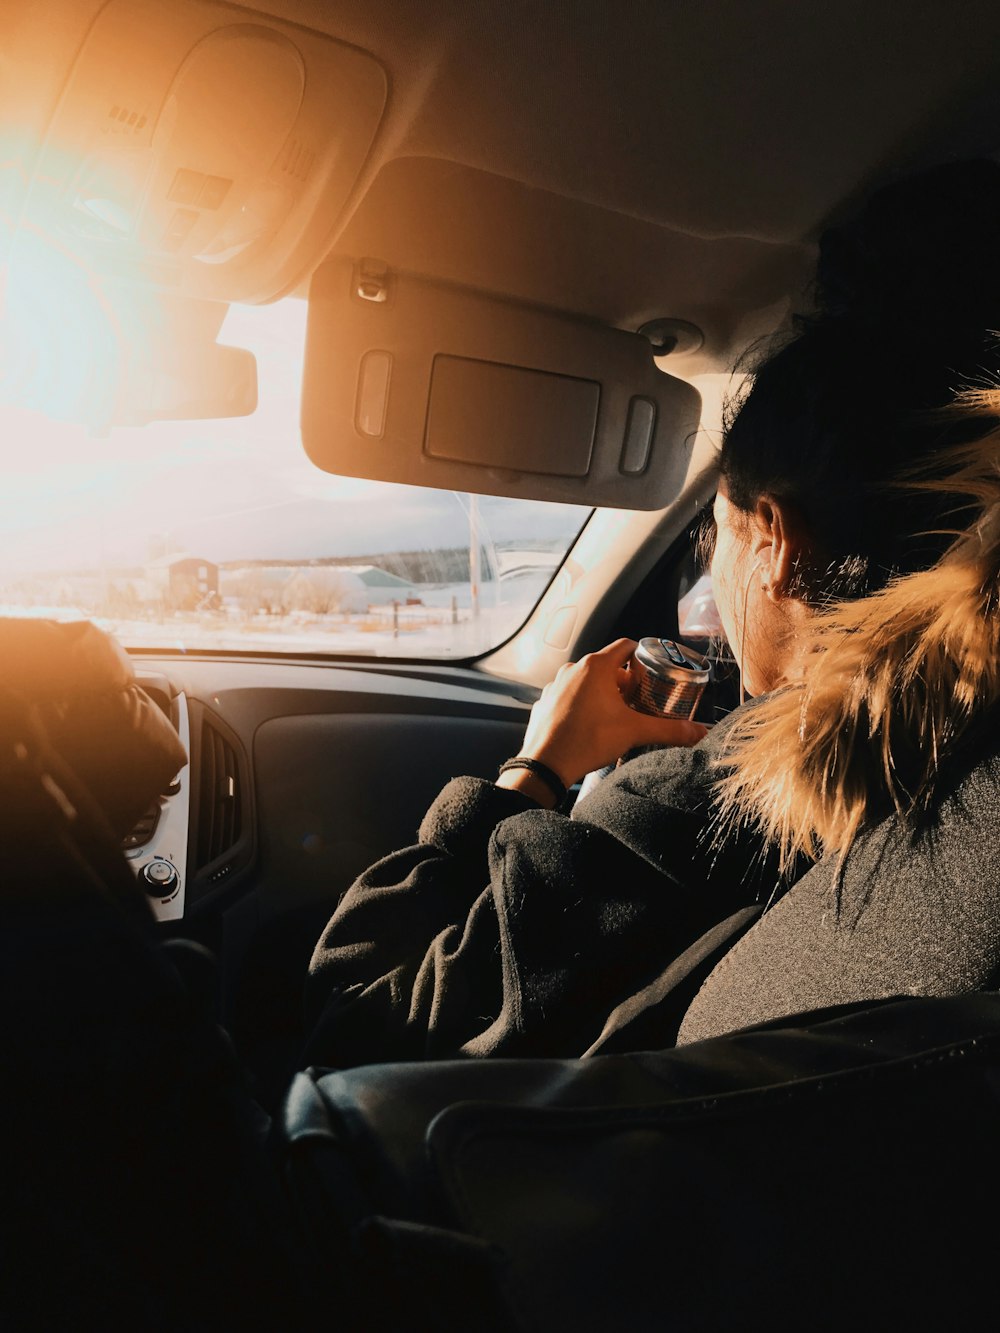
left=0, top=295, right=590, bottom=575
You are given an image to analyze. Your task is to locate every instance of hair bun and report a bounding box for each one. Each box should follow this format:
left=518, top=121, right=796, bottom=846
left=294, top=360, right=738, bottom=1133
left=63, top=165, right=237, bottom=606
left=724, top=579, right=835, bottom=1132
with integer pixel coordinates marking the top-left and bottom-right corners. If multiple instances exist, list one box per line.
left=814, top=158, right=1000, bottom=339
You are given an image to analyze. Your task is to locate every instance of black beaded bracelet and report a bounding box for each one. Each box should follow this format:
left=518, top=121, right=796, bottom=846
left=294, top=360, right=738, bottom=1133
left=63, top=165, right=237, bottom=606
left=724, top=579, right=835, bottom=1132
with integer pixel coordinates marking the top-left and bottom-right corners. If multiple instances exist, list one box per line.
left=497, top=756, right=568, bottom=806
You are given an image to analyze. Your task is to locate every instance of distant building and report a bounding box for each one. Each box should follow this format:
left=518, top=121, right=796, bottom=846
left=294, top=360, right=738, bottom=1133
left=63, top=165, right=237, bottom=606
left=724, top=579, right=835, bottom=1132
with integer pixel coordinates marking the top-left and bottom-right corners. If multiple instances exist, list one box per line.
left=340, top=565, right=418, bottom=610
left=218, top=563, right=418, bottom=615
left=145, top=554, right=219, bottom=608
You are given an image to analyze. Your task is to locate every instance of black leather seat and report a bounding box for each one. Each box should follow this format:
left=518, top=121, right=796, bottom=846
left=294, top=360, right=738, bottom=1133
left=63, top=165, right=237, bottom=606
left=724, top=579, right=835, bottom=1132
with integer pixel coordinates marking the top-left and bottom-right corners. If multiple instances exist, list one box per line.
left=281, top=991, right=1000, bottom=1332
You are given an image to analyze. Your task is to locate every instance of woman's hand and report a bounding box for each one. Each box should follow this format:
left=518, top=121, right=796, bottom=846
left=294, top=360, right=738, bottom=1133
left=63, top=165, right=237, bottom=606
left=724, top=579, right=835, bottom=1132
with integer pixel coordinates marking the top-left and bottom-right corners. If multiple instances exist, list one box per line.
left=497, top=639, right=708, bottom=804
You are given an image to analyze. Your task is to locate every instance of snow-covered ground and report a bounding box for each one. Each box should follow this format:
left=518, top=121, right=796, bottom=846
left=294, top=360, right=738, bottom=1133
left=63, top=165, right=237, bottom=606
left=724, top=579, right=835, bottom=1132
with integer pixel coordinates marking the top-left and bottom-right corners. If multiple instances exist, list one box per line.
left=0, top=548, right=564, bottom=657
left=1, top=578, right=546, bottom=658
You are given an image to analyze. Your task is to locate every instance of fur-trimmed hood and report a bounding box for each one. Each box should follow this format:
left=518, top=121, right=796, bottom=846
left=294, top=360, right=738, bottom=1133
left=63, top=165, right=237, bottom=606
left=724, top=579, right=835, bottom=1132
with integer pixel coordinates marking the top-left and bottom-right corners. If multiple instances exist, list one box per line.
left=714, top=398, right=1000, bottom=870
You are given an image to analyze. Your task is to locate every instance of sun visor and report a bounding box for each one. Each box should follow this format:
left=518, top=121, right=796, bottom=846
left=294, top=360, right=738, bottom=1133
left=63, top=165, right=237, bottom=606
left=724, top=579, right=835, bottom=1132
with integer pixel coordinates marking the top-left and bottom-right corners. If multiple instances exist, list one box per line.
left=302, top=260, right=703, bottom=510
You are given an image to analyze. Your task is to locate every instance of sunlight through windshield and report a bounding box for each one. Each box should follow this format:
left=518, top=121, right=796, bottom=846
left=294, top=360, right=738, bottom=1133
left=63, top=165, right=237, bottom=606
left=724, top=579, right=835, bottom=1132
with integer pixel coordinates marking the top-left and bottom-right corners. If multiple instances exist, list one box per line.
left=0, top=297, right=592, bottom=658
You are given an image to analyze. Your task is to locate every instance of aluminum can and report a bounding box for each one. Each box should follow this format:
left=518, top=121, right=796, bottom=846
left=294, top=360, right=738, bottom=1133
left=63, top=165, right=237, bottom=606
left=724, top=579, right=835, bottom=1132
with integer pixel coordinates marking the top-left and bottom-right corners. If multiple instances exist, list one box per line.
left=623, top=637, right=713, bottom=720
left=576, top=638, right=713, bottom=801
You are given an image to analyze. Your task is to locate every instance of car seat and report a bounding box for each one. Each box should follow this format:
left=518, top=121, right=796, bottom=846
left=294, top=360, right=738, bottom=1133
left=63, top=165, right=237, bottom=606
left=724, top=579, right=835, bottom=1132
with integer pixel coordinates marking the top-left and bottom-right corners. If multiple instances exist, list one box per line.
left=280, top=991, right=1000, bottom=1331
left=0, top=621, right=308, bottom=1332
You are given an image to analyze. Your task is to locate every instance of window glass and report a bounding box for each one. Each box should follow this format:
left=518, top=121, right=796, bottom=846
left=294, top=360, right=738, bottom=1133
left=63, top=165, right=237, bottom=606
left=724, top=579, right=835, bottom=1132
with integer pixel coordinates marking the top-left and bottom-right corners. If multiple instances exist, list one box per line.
left=0, top=298, right=591, bottom=658
left=675, top=511, right=739, bottom=717
left=678, top=572, right=722, bottom=639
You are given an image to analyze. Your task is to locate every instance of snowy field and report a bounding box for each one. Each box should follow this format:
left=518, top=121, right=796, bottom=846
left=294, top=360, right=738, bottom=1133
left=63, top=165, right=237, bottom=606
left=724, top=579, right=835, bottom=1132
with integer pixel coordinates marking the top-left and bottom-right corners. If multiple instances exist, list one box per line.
left=0, top=570, right=553, bottom=658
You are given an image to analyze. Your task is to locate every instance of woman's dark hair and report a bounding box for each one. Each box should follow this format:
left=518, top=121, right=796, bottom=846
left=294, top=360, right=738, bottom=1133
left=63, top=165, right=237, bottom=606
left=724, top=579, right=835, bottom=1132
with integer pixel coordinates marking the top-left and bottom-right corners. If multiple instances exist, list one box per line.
left=720, top=157, right=1000, bottom=599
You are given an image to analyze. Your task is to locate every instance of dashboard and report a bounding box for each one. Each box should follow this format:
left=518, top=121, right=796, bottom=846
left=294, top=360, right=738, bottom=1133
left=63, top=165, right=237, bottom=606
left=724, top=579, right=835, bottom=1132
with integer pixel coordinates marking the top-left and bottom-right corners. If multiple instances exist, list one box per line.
left=128, top=656, right=534, bottom=925
left=122, top=654, right=535, bottom=1100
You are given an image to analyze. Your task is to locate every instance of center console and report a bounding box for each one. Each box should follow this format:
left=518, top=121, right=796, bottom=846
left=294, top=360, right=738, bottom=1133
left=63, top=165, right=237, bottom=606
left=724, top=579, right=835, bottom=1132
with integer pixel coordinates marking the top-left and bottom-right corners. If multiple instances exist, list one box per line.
left=126, top=672, right=190, bottom=922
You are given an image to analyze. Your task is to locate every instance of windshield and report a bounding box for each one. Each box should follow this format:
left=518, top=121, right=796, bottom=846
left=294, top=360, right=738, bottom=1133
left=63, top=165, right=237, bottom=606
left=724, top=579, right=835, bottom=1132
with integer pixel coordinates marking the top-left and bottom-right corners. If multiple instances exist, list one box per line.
left=0, top=297, right=592, bottom=658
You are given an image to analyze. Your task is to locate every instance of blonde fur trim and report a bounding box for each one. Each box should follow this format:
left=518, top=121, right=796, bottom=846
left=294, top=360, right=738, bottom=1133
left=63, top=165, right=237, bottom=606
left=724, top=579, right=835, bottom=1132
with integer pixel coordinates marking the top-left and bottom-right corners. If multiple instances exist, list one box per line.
left=714, top=399, right=1000, bottom=872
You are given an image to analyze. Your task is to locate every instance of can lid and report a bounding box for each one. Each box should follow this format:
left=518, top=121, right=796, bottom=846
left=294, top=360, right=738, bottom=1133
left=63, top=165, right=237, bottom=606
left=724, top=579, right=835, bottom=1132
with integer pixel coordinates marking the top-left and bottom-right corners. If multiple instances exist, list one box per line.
left=634, top=637, right=713, bottom=683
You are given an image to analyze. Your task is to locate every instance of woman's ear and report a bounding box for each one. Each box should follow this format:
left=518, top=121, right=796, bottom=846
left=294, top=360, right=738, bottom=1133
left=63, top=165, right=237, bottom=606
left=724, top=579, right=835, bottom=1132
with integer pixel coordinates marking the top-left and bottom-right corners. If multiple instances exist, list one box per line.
left=752, top=495, right=811, bottom=600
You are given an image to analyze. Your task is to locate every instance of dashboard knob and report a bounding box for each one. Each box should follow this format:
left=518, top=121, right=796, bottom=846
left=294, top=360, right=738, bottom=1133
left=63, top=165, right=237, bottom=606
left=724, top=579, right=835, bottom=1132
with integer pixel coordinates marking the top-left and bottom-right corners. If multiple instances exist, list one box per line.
left=140, top=859, right=179, bottom=897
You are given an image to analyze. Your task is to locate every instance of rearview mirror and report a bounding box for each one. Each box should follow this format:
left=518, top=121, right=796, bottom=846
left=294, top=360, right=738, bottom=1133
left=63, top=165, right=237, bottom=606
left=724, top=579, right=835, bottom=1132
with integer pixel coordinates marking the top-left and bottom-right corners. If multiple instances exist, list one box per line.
left=0, top=231, right=257, bottom=431
left=114, top=338, right=257, bottom=428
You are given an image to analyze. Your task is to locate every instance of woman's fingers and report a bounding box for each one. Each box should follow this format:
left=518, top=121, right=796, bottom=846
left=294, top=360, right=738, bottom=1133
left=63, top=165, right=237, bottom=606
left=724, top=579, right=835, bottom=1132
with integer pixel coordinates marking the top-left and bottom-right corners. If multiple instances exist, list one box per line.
left=593, top=638, right=639, bottom=667
left=512, top=638, right=711, bottom=789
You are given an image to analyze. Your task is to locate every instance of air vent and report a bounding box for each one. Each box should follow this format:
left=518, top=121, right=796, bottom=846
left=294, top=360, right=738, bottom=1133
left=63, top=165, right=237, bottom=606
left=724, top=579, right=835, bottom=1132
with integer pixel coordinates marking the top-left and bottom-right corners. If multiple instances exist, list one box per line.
left=197, top=719, right=242, bottom=867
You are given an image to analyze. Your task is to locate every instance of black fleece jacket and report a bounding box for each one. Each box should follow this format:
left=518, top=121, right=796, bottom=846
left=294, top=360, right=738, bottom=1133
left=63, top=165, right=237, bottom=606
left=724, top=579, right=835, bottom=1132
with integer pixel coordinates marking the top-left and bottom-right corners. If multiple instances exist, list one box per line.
left=303, top=709, right=787, bottom=1068
left=305, top=697, right=1000, bottom=1068
left=678, top=726, right=1000, bottom=1043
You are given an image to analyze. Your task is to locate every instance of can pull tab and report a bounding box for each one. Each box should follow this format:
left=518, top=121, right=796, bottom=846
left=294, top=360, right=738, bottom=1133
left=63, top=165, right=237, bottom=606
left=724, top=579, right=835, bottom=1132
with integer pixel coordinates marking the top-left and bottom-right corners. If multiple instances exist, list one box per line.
left=659, top=638, right=693, bottom=669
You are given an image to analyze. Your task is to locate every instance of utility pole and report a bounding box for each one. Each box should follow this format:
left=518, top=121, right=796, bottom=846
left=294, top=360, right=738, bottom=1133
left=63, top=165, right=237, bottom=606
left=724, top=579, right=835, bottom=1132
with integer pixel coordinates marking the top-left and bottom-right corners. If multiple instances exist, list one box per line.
left=468, top=492, right=480, bottom=620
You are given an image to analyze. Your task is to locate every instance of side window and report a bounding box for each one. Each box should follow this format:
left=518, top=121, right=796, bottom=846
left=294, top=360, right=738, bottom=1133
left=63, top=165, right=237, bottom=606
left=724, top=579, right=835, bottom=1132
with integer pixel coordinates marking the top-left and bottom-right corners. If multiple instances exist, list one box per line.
left=678, top=571, right=720, bottom=639
left=674, top=513, right=740, bottom=721
left=615, top=499, right=739, bottom=722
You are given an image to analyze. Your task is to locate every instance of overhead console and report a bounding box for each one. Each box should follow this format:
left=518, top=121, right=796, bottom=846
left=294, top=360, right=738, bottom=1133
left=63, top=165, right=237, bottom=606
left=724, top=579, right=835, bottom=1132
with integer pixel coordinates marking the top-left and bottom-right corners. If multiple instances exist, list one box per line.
left=302, top=259, right=703, bottom=510
left=18, top=0, right=386, bottom=303
left=1, top=0, right=386, bottom=429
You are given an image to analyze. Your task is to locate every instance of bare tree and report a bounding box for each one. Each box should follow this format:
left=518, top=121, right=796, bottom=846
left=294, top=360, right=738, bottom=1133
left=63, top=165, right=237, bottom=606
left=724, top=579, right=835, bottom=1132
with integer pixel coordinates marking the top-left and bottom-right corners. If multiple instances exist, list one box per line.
left=282, top=569, right=350, bottom=615
left=101, top=581, right=142, bottom=617
left=229, top=570, right=286, bottom=616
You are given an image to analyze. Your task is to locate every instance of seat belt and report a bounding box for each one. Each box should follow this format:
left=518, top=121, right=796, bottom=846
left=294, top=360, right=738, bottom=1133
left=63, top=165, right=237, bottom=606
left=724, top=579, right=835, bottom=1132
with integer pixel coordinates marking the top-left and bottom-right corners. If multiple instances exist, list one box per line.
left=582, top=901, right=765, bottom=1056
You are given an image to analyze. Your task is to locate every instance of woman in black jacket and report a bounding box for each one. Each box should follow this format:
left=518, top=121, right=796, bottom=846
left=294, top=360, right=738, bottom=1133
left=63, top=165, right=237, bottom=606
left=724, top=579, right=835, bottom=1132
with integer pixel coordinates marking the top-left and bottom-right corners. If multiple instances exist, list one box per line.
left=304, top=158, right=1000, bottom=1068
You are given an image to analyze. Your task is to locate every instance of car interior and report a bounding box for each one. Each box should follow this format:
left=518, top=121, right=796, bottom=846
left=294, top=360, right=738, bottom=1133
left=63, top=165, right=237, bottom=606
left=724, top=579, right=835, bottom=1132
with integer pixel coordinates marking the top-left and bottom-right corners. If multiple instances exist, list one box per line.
left=5, top=2, right=1000, bottom=1327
